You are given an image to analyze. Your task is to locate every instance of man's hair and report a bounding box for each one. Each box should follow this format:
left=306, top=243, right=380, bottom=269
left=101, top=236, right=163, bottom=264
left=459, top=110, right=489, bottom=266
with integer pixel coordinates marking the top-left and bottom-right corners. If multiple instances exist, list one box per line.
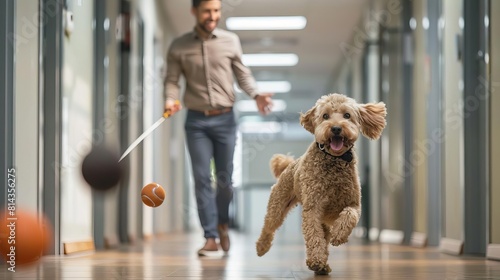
left=192, top=0, right=220, bottom=8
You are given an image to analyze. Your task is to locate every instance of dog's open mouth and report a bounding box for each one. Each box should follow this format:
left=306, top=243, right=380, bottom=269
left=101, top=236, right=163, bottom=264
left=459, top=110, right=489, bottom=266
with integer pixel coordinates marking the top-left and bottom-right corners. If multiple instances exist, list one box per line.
left=329, top=136, right=345, bottom=152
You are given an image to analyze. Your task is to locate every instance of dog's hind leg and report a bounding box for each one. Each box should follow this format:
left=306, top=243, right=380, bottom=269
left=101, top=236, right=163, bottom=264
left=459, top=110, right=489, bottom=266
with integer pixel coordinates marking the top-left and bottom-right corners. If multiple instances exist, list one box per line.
left=330, top=206, right=361, bottom=246
left=256, top=179, right=297, bottom=256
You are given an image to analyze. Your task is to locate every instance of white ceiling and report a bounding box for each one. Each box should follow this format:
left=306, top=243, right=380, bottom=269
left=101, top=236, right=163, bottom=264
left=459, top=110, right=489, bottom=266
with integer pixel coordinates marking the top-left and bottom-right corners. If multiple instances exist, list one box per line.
left=158, top=0, right=369, bottom=119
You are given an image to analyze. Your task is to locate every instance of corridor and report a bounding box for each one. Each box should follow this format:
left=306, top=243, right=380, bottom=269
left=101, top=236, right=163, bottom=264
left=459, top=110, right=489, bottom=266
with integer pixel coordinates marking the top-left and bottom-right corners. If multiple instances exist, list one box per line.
left=2, top=231, right=499, bottom=279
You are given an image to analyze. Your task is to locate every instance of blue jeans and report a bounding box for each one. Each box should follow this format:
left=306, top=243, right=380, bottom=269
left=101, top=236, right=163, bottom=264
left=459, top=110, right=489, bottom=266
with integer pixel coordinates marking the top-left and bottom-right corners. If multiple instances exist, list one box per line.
left=185, top=109, right=236, bottom=239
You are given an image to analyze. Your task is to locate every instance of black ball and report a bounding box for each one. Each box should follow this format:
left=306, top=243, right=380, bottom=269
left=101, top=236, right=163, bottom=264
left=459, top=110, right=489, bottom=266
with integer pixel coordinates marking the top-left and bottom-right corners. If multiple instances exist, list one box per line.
left=81, top=145, right=122, bottom=191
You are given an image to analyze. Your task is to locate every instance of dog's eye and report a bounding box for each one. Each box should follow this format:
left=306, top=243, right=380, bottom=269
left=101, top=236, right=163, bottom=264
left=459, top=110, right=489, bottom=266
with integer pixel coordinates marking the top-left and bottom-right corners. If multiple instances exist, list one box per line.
left=323, top=114, right=329, bottom=120
left=343, top=113, right=351, bottom=119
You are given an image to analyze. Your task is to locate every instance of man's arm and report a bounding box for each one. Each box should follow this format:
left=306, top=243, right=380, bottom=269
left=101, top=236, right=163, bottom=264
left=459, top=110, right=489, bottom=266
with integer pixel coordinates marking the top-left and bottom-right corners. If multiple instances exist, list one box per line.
left=231, top=35, right=259, bottom=99
left=164, top=44, right=183, bottom=115
left=231, top=35, right=273, bottom=115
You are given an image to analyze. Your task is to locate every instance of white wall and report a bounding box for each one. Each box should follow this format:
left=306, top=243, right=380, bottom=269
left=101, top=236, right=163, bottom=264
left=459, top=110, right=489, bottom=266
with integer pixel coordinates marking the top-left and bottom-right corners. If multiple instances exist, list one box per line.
left=60, top=0, right=94, bottom=245
left=151, top=1, right=191, bottom=235
left=362, top=0, right=382, bottom=237
left=136, top=0, right=157, bottom=238
left=126, top=0, right=143, bottom=243
left=14, top=0, right=40, bottom=212
left=411, top=0, right=429, bottom=237
left=131, top=0, right=187, bottom=236
left=442, top=0, right=464, bottom=242
left=103, top=0, right=121, bottom=247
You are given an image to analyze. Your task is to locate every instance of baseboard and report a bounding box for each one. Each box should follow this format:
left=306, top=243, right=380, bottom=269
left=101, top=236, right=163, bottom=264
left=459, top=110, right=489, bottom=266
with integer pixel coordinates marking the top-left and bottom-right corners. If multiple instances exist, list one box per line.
left=439, top=237, right=463, bottom=255
left=104, top=235, right=119, bottom=249
left=63, top=240, right=95, bottom=255
left=410, top=232, right=427, bottom=247
left=379, top=229, right=404, bottom=244
left=487, top=244, right=500, bottom=261
left=352, top=227, right=367, bottom=238
left=143, top=234, right=153, bottom=241
left=155, top=232, right=169, bottom=237
left=369, top=227, right=380, bottom=241
left=128, top=234, right=136, bottom=245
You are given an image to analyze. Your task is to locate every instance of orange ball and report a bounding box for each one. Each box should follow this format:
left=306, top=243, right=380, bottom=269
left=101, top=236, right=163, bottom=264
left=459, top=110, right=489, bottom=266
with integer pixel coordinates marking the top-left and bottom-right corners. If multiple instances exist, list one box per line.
left=0, top=210, right=53, bottom=266
left=141, top=183, right=165, bottom=207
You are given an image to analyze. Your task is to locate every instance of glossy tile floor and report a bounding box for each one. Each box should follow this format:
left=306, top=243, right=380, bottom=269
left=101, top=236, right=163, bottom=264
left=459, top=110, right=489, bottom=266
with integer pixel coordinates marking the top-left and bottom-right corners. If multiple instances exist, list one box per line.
left=1, top=231, right=500, bottom=279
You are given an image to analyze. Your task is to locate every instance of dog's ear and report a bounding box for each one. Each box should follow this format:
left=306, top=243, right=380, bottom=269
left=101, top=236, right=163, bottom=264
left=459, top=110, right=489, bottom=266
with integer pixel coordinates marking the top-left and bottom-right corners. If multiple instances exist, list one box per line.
left=300, top=107, right=316, bottom=134
left=358, top=102, right=387, bottom=140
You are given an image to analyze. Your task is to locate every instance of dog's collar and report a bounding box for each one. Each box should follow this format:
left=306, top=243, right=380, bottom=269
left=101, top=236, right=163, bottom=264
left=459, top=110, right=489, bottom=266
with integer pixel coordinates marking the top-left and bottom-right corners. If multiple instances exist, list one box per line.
left=316, top=142, right=353, bottom=163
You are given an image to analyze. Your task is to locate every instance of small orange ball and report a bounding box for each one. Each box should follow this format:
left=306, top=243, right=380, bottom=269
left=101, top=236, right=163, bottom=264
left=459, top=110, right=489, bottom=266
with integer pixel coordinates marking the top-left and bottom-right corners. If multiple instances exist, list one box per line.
left=0, top=209, right=53, bottom=266
left=141, top=183, right=165, bottom=207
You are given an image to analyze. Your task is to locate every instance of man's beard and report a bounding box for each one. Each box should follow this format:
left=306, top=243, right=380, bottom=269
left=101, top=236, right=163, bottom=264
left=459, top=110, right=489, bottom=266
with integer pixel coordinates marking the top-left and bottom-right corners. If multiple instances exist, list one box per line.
left=198, top=20, right=218, bottom=34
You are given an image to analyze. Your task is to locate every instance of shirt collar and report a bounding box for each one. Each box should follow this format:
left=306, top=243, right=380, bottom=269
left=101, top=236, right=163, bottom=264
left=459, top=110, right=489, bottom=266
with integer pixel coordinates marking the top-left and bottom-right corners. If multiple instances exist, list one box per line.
left=192, top=27, right=221, bottom=40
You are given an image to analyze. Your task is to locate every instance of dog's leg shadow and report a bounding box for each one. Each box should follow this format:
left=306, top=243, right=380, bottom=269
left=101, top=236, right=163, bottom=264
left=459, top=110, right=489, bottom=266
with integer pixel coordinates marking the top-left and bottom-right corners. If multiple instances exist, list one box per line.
left=330, top=206, right=360, bottom=246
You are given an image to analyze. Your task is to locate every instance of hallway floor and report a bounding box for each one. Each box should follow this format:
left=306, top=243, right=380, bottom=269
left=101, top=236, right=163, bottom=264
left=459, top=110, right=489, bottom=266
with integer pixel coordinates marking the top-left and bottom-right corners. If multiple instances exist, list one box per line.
left=1, top=231, right=500, bottom=279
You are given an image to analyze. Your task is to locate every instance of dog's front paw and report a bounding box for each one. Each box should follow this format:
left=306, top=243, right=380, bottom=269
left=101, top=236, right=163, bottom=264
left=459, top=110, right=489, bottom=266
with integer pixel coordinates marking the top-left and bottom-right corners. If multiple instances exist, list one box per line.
left=330, top=207, right=359, bottom=247
left=330, top=222, right=354, bottom=246
left=306, top=259, right=331, bottom=275
left=256, top=234, right=273, bottom=256
left=330, top=235, right=348, bottom=246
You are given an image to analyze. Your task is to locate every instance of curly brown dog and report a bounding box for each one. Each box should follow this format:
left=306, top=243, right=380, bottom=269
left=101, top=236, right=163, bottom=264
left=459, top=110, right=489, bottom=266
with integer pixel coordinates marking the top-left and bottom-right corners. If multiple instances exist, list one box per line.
left=256, top=93, right=386, bottom=275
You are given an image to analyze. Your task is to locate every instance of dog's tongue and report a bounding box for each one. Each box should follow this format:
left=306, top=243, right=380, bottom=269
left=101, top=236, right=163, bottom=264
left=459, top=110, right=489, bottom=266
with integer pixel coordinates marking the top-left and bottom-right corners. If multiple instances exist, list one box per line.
left=330, top=137, right=344, bottom=152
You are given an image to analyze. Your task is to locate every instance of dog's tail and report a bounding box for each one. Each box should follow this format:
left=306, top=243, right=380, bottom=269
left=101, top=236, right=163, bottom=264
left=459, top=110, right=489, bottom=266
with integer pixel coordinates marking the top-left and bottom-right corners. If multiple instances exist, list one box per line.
left=270, top=154, right=294, bottom=178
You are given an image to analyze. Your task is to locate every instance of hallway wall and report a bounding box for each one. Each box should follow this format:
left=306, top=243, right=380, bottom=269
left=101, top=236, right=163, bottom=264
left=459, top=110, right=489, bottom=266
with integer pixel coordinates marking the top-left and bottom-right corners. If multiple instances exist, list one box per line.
left=490, top=0, right=500, bottom=247
left=60, top=0, right=94, bottom=247
left=411, top=0, right=428, bottom=240
left=14, top=0, right=40, bottom=212
left=379, top=0, right=405, bottom=238
left=3, top=0, right=500, bottom=262
left=102, top=0, right=122, bottom=248
left=441, top=0, right=465, bottom=249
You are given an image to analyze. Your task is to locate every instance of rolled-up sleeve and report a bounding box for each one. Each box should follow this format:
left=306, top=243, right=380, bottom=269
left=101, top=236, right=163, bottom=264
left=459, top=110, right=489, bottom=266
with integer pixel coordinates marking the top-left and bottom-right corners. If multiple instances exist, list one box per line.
left=164, top=44, right=182, bottom=101
left=231, top=36, right=259, bottom=99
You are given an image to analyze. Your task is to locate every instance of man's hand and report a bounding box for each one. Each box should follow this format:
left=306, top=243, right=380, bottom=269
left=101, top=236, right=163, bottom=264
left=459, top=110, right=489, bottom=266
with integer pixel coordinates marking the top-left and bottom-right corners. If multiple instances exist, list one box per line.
left=255, top=93, right=274, bottom=115
left=164, top=99, right=182, bottom=116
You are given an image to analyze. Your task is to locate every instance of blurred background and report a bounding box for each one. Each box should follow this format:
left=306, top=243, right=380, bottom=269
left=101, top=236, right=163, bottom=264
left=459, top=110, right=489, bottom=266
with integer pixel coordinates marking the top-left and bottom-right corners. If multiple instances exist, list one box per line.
left=0, top=0, right=499, bottom=261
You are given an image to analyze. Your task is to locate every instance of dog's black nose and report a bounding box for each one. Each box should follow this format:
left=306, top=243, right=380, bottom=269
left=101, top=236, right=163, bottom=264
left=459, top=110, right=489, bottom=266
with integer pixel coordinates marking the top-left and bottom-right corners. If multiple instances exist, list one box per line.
left=332, top=126, right=342, bottom=135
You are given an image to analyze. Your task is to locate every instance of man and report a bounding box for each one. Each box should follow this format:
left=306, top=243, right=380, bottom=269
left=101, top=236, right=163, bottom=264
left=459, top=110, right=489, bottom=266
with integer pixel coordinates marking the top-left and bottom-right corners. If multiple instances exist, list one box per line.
left=164, top=0, right=273, bottom=256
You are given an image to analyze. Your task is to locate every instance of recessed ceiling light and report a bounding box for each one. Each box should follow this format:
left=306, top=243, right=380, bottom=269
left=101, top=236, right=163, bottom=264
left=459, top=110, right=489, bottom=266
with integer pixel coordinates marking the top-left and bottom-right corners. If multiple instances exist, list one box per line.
left=226, top=16, right=307, bottom=30
left=235, top=81, right=291, bottom=93
left=242, top=53, right=298, bottom=67
left=235, top=99, right=287, bottom=113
